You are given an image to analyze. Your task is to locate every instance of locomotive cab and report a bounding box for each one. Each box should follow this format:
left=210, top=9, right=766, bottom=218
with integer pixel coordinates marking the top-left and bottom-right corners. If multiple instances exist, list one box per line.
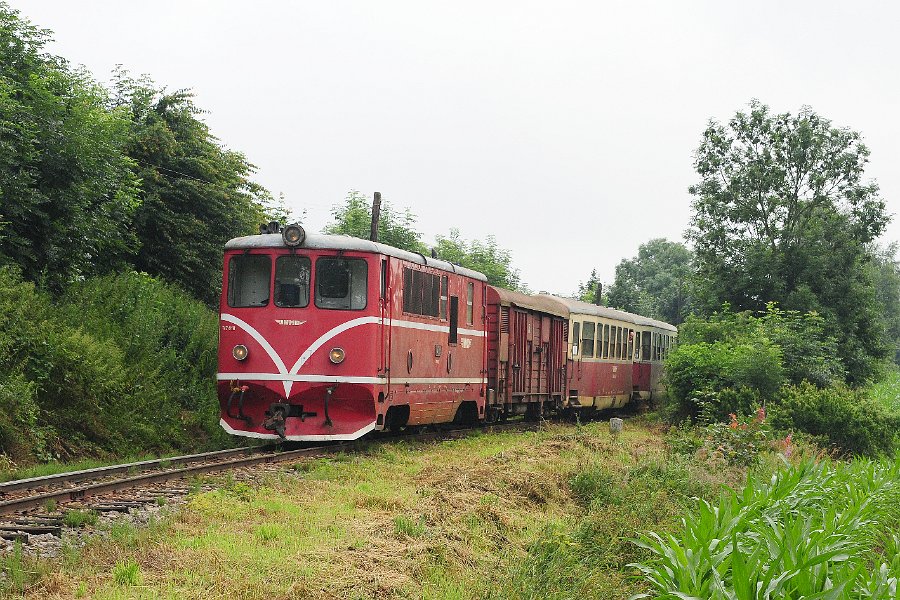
left=219, top=228, right=382, bottom=441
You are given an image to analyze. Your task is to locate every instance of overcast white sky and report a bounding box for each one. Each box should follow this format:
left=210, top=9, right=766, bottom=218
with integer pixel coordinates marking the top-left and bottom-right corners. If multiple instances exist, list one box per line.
left=12, top=1, right=900, bottom=294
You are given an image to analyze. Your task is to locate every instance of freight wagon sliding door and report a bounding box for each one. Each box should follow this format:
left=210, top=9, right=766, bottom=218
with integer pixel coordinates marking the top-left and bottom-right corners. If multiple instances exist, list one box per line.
left=510, top=308, right=553, bottom=398
left=511, top=309, right=527, bottom=395
left=549, top=318, right=566, bottom=396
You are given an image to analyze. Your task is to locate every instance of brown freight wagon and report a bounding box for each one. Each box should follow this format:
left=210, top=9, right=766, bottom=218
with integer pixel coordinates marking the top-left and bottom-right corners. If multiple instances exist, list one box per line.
left=484, top=287, right=568, bottom=422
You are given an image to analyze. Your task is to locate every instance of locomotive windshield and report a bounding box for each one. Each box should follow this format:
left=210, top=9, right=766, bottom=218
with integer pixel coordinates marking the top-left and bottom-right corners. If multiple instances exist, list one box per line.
left=275, top=255, right=311, bottom=308
left=228, top=255, right=271, bottom=307
left=315, top=258, right=367, bottom=310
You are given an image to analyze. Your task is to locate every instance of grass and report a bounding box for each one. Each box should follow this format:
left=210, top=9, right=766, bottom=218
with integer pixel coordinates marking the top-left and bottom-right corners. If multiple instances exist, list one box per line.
left=393, top=515, right=426, bottom=538
left=111, top=559, right=142, bottom=586
left=870, top=368, right=900, bottom=412
left=5, top=420, right=758, bottom=599
left=63, top=510, right=98, bottom=528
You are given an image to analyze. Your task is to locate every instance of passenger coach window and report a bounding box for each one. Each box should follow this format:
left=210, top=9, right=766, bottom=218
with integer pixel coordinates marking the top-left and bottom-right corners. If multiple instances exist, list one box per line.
left=228, top=255, right=271, bottom=308
left=582, top=322, right=595, bottom=358
left=572, top=322, right=580, bottom=356
left=315, top=258, right=367, bottom=310
left=641, top=332, right=652, bottom=361
left=602, top=324, right=610, bottom=359
left=275, top=256, right=311, bottom=308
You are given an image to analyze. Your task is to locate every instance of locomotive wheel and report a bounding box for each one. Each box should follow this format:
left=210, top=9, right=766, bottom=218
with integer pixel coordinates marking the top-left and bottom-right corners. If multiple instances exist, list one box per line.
left=385, top=405, right=410, bottom=433
left=453, top=401, right=479, bottom=427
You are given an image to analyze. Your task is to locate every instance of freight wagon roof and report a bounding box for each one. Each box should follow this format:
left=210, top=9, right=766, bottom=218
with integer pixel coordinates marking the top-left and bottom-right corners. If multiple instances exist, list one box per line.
left=225, top=233, right=488, bottom=282
left=490, top=287, right=569, bottom=318
left=537, top=295, right=678, bottom=332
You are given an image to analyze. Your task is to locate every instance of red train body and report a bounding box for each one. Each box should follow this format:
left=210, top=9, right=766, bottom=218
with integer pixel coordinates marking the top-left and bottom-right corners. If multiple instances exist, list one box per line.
left=217, top=227, right=676, bottom=440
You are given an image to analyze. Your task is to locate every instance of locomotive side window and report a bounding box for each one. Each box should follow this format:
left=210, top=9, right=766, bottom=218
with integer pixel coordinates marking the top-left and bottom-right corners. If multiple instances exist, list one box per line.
left=274, top=256, right=311, bottom=308
left=228, top=255, right=271, bottom=308
left=582, top=322, right=595, bottom=358
left=315, top=258, right=367, bottom=310
left=423, top=273, right=436, bottom=316
left=402, top=267, right=450, bottom=319
left=466, top=282, right=474, bottom=325
left=571, top=322, right=580, bottom=356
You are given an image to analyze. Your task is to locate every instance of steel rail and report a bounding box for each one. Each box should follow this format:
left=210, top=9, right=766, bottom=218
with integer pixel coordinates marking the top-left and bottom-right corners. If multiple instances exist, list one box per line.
left=0, top=421, right=534, bottom=516
left=0, top=445, right=272, bottom=494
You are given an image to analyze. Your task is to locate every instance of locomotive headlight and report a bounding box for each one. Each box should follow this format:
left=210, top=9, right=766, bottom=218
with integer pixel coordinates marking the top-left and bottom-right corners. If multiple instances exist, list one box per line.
left=282, top=224, right=306, bottom=247
left=232, top=344, right=249, bottom=361
left=329, top=347, right=345, bottom=364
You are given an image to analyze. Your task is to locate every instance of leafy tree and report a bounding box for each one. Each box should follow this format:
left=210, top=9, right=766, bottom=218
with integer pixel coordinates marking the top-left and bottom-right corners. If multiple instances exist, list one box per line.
left=433, top=228, right=522, bottom=290
left=868, top=243, right=900, bottom=364
left=688, top=101, right=890, bottom=382
left=325, top=190, right=425, bottom=254
left=606, top=238, right=692, bottom=324
left=112, top=72, right=272, bottom=305
left=575, top=269, right=604, bottom=304
left=0, top=5, right=140, bottom=290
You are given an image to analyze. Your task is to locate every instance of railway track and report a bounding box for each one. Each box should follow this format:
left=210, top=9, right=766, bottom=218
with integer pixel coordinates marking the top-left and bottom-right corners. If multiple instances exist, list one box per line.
left=0, top=421, right=536, bottom=544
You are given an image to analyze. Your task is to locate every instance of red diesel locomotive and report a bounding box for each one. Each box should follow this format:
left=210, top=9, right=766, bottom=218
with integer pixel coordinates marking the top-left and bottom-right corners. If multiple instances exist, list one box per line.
left=218, top=225, right=487, bottom=441
left=217, top=225, right=676, bottom=441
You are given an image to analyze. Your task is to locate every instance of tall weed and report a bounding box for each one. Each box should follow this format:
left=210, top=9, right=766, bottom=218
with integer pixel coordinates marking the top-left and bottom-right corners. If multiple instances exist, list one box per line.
left=632, top=456, right=900, bottom=598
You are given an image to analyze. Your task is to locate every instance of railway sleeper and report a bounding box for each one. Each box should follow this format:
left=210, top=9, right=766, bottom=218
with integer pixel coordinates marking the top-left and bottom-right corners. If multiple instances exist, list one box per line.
left=0, top=525, right=61, bottom=536
left=89, top=504, right=134, bottom=513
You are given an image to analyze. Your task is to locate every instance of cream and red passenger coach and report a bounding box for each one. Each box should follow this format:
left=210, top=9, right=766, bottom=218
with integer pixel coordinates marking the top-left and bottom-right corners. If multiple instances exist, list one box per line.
left=217, top=225, right=677, bottom=440
left=218, top=227, right=487, bottom=441
left=546, top=297, right=677, bottom=412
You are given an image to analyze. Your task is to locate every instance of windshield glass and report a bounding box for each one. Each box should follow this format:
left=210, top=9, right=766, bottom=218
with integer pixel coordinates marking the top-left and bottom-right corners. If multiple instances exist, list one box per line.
left=228, top=255, right=271, bottom=307
left=275, top=255, right=311, bottom=308
left=315, top=258, right=367, bottom=310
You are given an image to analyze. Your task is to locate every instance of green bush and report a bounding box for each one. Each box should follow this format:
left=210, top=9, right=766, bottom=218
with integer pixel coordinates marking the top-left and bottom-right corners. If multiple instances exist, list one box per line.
left=0, top=267, right=224, bottom=465
left=57, top=272, right=223, bottom=449
left=666, top=338, right=782, bottom=422
left=769, top=381, right=900, bottom=456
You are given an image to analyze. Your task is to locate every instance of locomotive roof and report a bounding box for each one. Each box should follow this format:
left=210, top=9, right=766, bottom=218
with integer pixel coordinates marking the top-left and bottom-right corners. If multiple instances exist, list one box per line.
left=224, top=233, right=488, bottom=282
left=537, top=295, right=678, bottom=332
left=491, top=287, right=569, bottom=318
